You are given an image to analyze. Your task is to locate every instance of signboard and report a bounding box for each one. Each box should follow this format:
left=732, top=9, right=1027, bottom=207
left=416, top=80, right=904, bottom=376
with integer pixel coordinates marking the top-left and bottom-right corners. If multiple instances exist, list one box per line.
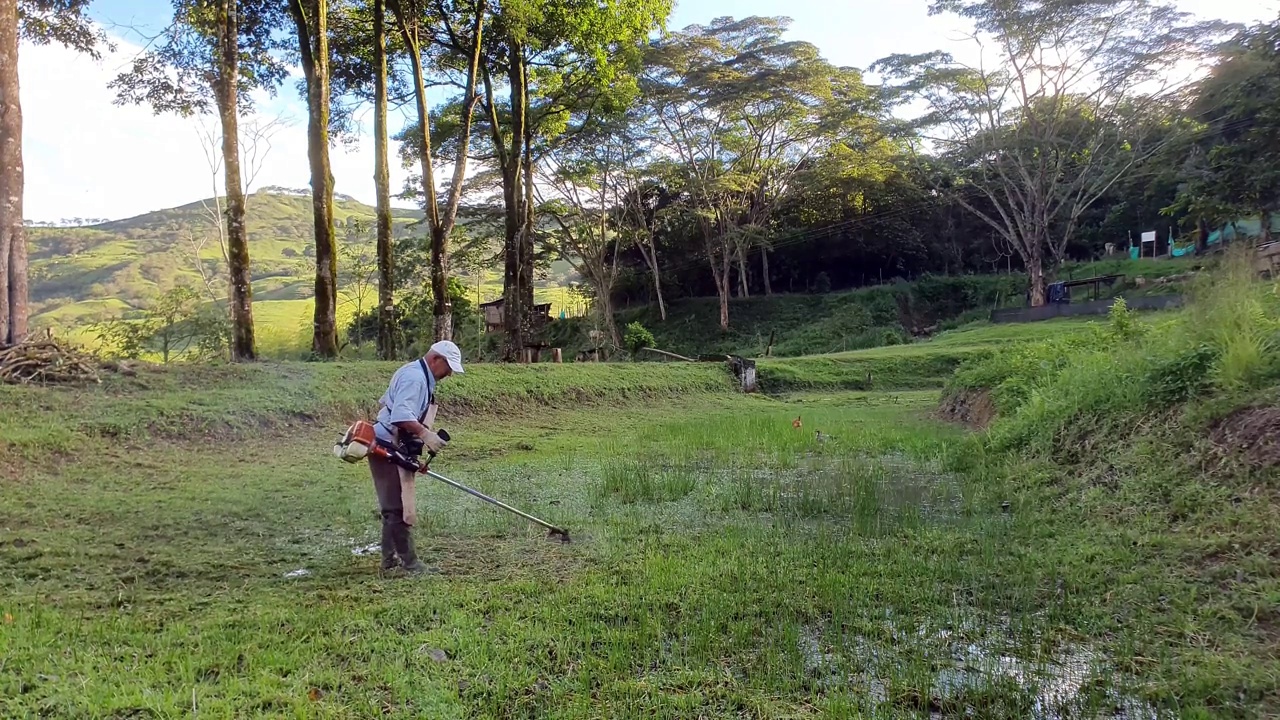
left=1141, top=231, right=1157, bottom=244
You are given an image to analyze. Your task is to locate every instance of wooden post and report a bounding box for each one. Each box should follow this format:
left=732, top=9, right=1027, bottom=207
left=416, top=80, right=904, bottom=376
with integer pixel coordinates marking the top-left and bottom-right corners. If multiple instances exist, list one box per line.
left=552, top=348, right=562, bottom=363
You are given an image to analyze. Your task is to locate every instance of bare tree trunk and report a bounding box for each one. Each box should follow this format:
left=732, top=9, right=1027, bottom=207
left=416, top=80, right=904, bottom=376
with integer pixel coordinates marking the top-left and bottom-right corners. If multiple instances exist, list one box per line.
left=500, top=44, right=528, bottom=362
left=521, top=127, right=535, bottom=316
left=1262, top=210, right=1273, bottom=245
left=706, top=235, right=730, bottom=330
left=289, top=0, right=338, bottom=357
left=717, top=263, right=729, bottom=330
left=1196, top=217, right=1209, bottom=256
left=433, top=1, right=487, bottom=342
left=218, top=0, right=255, bottom=362
left=1027, top=257, right=1047, bottom=307
left=761, top=247, right=772, bottom=296
left=635, top=237, right=666, bottom=321
left=600, top=287, right=620, bottom=349
left=0, top=0, right=22, bottom=345
left=373, top=0, right=395, bottom=359
left=390, top=2, right=449, bottom=342
left=737, top=247, right=749, bottom=298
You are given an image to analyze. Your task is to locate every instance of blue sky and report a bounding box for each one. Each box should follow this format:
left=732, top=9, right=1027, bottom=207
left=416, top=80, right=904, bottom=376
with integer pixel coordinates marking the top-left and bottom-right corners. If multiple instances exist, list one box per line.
left=84, top=0, right=974, bottom=72
left=18, top=0, right=1279, bottom=222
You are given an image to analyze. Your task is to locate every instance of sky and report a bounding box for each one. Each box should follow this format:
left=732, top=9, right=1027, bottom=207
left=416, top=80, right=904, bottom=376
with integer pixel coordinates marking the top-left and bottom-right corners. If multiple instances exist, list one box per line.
left=18, top=0, right=1280, bottom=223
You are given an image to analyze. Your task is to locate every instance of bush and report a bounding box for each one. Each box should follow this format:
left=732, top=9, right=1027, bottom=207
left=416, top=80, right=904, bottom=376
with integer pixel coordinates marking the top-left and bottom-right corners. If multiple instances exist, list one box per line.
left=346, top=277, right=473, bottom=357
left=92, top=286, right=229, bottom=363
left=624, top=321, right=656, bottom=360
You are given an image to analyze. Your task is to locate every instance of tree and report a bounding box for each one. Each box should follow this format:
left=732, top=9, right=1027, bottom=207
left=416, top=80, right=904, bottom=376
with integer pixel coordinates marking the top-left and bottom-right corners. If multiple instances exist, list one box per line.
left=326, top=0, right=402, bottom=359
left=536, top=121, right=634, bottom=347
left=372, top=0, right=395, bottom=359
left=468, top=0, right=669, bottom=359
left=873, top=0, right=1232, bottom=305
left=1170, top=18, right=1280, bottom=245
left=288, top=0, right=340, bottom=357
left=616, top=156, right=671, bottom=321
left=385, top=0, right=488, bottom=343
left=338, top=220, right=379, bottom=348
left=182, top=113, right=287, bottom=326
left=93, top=286, right=228, bottom=364
left=640, top=17, right=864, bottom=327
left=2, top=0, right=105, bottom=345
left=111, top=0, right=286, bottom=361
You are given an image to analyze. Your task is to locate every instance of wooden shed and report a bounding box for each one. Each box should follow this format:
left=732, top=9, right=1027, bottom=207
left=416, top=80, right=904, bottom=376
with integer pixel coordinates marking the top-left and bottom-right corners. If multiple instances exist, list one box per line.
left=479, top=298, right=553, bottom=334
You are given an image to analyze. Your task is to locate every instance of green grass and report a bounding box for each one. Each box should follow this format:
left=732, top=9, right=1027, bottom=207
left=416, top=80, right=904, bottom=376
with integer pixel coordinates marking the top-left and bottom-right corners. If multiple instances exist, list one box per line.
left=1, top=357, right=1271, bottom=717
left=753, top=316, right=1110, bottom=393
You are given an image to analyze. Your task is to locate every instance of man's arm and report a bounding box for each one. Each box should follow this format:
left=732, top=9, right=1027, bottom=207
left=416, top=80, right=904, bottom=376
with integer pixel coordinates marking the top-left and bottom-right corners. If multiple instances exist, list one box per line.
left=385, top=374, right=445, bottom=453
left=393, top=419, right=430, bottom=440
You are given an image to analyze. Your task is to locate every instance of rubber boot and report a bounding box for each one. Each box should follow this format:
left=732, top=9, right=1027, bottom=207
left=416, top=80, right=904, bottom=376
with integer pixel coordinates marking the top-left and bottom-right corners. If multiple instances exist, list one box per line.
left=380, top=520, right=399, bottom=571
left=389, top=521, right=438, bottom=575
left=397, top=526, right=431, bottom=574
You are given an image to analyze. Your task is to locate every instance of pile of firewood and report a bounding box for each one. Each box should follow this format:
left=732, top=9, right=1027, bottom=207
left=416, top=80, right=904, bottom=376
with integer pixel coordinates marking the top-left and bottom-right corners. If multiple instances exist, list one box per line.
left=0, top=339, right=104, bottom=385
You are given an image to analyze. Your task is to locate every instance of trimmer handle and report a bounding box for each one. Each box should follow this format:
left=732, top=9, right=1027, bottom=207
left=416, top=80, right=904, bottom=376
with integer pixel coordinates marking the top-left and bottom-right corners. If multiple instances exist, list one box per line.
left=423, top=428, right=451, bottom=468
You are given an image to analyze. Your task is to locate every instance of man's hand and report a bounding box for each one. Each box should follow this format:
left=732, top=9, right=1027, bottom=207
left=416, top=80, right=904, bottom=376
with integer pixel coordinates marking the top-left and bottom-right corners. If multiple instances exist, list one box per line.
left=420, top=429, right=447, bottom=454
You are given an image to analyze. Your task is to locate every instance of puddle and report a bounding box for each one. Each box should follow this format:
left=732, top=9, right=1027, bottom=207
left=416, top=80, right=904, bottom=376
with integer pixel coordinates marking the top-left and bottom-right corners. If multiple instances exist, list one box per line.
left=867, top=452, right=963, bottom=520
left=351, top=543, right=381, bottom=556
left=797, top=613, right=1164, bottom=719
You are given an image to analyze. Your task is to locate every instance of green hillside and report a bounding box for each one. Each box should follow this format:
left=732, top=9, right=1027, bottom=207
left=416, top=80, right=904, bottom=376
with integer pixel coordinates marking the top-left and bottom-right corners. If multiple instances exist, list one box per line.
left=27, top=190, right=580, bottom=353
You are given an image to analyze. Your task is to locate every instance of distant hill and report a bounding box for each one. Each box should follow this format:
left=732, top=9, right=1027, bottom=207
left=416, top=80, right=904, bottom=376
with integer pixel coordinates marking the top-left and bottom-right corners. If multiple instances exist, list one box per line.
left=27, top=191, right=580, bottom=348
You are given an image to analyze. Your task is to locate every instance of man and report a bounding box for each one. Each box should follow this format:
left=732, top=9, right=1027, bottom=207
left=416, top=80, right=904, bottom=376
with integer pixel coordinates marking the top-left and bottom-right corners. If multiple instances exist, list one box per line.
left=371, top=340, right=465, bottom=574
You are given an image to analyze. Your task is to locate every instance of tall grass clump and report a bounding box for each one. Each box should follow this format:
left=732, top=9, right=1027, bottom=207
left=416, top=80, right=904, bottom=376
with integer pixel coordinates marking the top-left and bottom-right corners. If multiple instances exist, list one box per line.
left=947, top=249, right=1280, bottom=452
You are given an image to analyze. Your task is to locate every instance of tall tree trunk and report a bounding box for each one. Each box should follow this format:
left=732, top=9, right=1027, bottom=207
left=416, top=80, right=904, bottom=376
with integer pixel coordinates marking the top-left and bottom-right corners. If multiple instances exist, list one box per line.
left=373, top=0, right=395, bottom=359
left=705, top=233, right=730, bottom=331
left=737, top=247, right=749, bottom=298
left=1262, top=210, right=1273, bottom=245
left=1027, top=256, right=1047, bottom=307
left=433, top=1, right=487, bottom=342
left=521, top=124, right=535, bottom=315
left=637, top=239, right=666, bottom=321
left=1195, top=217, right=1209, bottom=256
left=218, top=0, right=255, bottom=362
left=289, top=0, right=338, bottom=358
left=599, top=286, right=620, bottom=349
left=500, top=43, right=528, bottom=362
left=0, top=0, right=22, bottom=345
left=390, top=2, right=449, bottom=342
left=761, top=247, right=771, bottom=296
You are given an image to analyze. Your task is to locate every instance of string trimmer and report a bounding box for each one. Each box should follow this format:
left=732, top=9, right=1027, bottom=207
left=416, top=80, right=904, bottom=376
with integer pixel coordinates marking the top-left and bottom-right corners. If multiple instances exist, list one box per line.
left=337, top=423, right=571, bottom=543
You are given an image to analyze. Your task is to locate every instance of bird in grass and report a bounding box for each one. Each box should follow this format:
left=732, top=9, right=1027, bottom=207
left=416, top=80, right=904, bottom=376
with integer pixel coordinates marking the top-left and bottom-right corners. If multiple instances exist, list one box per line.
left=815, top=430, right=834, bottom=444
left=792, top=416, right=803, bottom=430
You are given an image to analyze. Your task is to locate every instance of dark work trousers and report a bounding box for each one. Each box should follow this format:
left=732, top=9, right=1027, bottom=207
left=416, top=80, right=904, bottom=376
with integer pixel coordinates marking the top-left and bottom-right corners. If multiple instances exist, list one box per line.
left=370, top=456, right=416, bottom=567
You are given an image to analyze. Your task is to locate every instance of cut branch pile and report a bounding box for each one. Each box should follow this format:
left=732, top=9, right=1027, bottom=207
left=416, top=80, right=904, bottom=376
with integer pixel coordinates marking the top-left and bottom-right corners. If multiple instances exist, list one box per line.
left=0, top=340, right=104, bottom=385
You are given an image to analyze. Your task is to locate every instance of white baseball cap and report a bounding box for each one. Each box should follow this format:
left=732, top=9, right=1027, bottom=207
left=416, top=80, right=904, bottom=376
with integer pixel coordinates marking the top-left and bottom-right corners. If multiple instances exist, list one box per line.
left=430, top=340, right=466, bottom=374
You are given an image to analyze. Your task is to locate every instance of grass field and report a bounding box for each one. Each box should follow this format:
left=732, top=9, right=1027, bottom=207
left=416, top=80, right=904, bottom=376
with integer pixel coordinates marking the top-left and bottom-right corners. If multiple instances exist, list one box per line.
left=754, top=316, right=1115, bottom=392
left=2, top=294, right=1274, bottom=718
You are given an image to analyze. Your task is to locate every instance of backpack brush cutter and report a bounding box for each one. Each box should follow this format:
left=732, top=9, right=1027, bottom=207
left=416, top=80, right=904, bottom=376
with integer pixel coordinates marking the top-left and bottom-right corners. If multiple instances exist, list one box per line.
left=335, top=422, right=571, bottom=543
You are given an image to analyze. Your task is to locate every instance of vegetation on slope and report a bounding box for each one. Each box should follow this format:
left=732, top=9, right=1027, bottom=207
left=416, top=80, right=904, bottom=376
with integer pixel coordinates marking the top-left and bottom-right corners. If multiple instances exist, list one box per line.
left=937, top=254, right=1280, bottom=714
left=0, top=361, right=733, bottom=455
left=542, top=258, right=1202, bottom=364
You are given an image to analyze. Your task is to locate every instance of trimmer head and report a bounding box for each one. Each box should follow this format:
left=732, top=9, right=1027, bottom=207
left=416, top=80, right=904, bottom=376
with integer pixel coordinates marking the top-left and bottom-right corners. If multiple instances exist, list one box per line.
left=548, top=528, right=571, bottom=544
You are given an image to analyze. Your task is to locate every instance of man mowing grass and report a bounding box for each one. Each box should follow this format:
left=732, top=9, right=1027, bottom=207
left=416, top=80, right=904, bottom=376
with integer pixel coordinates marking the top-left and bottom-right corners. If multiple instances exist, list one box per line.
left=371, top=341, right=464, bottom=574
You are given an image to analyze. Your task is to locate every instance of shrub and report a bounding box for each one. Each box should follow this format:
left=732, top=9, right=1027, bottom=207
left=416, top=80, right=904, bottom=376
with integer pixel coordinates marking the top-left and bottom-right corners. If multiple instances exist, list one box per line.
left=624, top=321, right=656, bottom=360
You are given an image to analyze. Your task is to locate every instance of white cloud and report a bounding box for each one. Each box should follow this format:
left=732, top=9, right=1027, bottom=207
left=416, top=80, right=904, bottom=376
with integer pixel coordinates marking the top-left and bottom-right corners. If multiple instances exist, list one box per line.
left=18, top=30, right=417, bottom=223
